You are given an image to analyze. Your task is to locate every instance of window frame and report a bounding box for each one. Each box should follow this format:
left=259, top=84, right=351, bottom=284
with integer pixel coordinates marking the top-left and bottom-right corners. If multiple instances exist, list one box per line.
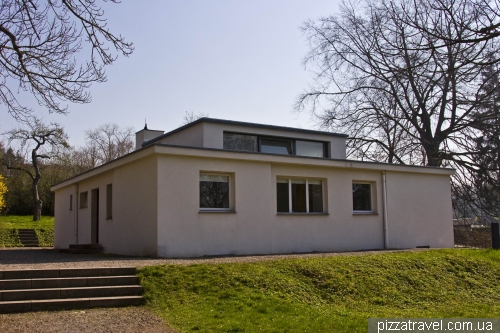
left=199, top=172, right=233, bottom=212
left=69, top=194, right=73, bottom=211
left=223, top=131, right=328, bottom=158
left=276, top=177, right=326, bottom=214
left=352, top=181, right=376, bottom=214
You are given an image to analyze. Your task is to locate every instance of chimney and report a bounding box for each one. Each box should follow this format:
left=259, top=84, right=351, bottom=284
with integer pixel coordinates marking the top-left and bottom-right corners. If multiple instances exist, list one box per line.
left=135, top=123, right=164, bottom=150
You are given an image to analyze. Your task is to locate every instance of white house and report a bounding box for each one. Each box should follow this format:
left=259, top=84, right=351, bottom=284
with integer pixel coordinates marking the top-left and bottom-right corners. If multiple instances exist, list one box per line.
left=51, top=118, right=455, bottom=257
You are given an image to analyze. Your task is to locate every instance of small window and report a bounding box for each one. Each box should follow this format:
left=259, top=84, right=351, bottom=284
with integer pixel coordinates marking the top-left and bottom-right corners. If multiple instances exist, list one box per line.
left=200, top=173, right=230, bottom=210
left=106, top=184, right=113, bottom=219
left=277, top=178, right=324, bottom=213
left=260, top=138, right=293, bottom=155
left=352, top=183, right=372, bottom=212
left=223, top=133, right=258, bottom=152
left=79, top=191, right=88, bottom=209
left=69, top=194, right=73, bottom=211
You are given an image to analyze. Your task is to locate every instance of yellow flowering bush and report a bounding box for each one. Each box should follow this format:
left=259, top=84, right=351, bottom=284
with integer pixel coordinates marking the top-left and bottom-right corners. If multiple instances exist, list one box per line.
left=0, top=175, right=7, bottom=211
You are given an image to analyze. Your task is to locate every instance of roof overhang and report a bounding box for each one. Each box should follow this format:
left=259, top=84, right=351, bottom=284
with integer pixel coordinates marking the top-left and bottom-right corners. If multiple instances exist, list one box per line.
left=51, top=144, right=455, bottom=191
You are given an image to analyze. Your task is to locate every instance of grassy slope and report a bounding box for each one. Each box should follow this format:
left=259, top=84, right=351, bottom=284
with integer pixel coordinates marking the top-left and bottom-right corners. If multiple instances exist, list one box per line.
left=0, top=216, right=54, bottom=247
left=139, top=249, right=500, bottom=333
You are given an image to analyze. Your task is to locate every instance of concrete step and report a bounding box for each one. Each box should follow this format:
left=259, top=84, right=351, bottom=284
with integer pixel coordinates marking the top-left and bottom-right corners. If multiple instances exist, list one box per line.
left=1, top=285, right=143, bottom=301
left=0, top=296, right=144, bottom=313
left=17, top=229, right=40, bottom=247
left=0, top=267, right=137, bottom=279
left=59, top=248, right=103, bottom=254
left=59, top=244, right=104, bottom=254
left=0, top=267, right=143, bottom=313
left=0, top=276, right=139, bottom=290
left=69, top=244, right=103, bottom=249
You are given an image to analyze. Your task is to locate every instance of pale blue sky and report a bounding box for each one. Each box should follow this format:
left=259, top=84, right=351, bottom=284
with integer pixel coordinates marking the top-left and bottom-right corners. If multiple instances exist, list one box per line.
left=1, top=0, right=340, bottom=146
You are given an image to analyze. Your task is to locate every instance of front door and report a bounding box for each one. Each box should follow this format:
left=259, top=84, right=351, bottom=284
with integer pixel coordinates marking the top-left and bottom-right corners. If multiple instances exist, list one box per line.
left=91, top=188, right=99, bottom=244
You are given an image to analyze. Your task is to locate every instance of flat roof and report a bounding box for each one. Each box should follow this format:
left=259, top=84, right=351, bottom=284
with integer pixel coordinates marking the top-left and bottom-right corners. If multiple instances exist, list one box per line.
left=142, top=117, right=348, bottom=146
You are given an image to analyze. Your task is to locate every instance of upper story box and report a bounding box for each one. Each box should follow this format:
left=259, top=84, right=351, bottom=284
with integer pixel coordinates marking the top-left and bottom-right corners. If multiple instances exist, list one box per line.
left=136, top=118, right=348, bottom=159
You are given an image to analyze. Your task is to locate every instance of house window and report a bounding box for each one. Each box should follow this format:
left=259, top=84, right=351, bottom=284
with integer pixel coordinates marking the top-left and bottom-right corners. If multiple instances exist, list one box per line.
left=79, top=191, right=88, bottom=209
left=352, top=183, right=372, bottom=212
left=223, top=132, right=327, bottom=158
left=295, top=140, right=326, bottom=158
left=106, top=184, right=113, bottom=219
left=260, top=138, right=293, bottom=155
left=223, top=133, right=258, bottom=152
left=69, top=194, right=73, bottom=211
left=200, top=173, right=230, bottom=211
left=277, top=178, right=324, bottom=213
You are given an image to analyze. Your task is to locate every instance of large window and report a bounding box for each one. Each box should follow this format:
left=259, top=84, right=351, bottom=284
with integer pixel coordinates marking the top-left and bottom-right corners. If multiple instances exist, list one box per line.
left=223, top=133, right=257, bottom=152
left=277, top=178, right=324, bottom=213
left=200, top=173, right=230, bottom=211
left=223, top=132, right=327, bottom=158
left=352, top=183, right=372, bottom=212
left=295, top=140, right=325, bottom=157
left=260, top=138, right=293, bottom=155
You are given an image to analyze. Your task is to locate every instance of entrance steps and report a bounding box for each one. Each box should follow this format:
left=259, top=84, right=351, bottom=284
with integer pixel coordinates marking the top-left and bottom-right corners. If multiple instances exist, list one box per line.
left=18, top=229, right=39, bottom=247
left=0, top=267, right=143, bottom=313
left=59, top=244, right=104, bottom=254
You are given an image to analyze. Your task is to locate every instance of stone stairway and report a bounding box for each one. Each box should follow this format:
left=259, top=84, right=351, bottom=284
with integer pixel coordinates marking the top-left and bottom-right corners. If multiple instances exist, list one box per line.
left=18, top=229, right=39, bottom=247
left=0, top=267, right=144, bottom=313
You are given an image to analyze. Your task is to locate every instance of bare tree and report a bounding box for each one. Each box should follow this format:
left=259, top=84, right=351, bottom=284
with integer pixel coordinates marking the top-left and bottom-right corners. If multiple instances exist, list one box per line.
left=297, top=0, right=500, bottom=218
left=182, top=111, right=208, bottom=125
left=0, top=0, right=133, bottom=120
left=400, top=0, right=500, bottom=48
left=3, top=117, right=69, bottom=221
left=84, top=123, right=134, bottom=166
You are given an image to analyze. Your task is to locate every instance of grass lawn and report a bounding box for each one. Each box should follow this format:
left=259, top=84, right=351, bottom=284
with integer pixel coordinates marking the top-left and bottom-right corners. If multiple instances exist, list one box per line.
left=0, top=215, right=54, bottom=247
left=139, top=249, right=500, bottom=333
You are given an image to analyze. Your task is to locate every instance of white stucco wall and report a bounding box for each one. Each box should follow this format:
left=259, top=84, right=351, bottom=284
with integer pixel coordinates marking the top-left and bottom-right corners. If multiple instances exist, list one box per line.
left=54, top=185, right=78, bottom=249
left=156, top=152, right=453, bottom=258
left=385, top=172, right=454, bottom=248
left=54, top=145, right=454, bottom=258
left=158, top=122, right=204, bottom=147
left=53, top=155, right=158, bottom=256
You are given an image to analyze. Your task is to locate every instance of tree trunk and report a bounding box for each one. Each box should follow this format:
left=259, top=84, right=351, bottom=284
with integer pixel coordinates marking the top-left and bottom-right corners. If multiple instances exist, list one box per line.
left=32, top=177, right=42, bottom=221
left=32, top=147, right=42, bottom=222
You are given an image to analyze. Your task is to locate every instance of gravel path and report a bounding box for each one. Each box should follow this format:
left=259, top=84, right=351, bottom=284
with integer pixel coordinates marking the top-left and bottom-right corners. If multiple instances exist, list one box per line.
left=0, top=247, right=424, bottom=332
left=0, top=247, right=421, bottom=269
left=0, top=307, right=176, bottom=333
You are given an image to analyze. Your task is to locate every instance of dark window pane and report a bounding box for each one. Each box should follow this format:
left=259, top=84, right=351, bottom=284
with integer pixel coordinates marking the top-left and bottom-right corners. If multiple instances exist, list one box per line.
left=308, top=181, right=323, bottom=213
left=291, top=180, right=307, bottom=212
left=200, top=175, right=229, bottom=209
left=277, top=179, right=289, bottom=212
left=260, top=138, right=293, bottom=155
left=223, top=133, right=258, bottom=152
left=352, top=183, right=372, bottom=211
left=296, top=140, right=326, bottom=157
left=106, top=184, right=113, bottom=219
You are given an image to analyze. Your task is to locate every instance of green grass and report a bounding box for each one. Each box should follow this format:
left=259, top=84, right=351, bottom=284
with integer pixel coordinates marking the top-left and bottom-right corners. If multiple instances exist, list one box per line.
left=0, top=215, right=54, bottom=247
left=139, top=249, right=500, bottom=333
